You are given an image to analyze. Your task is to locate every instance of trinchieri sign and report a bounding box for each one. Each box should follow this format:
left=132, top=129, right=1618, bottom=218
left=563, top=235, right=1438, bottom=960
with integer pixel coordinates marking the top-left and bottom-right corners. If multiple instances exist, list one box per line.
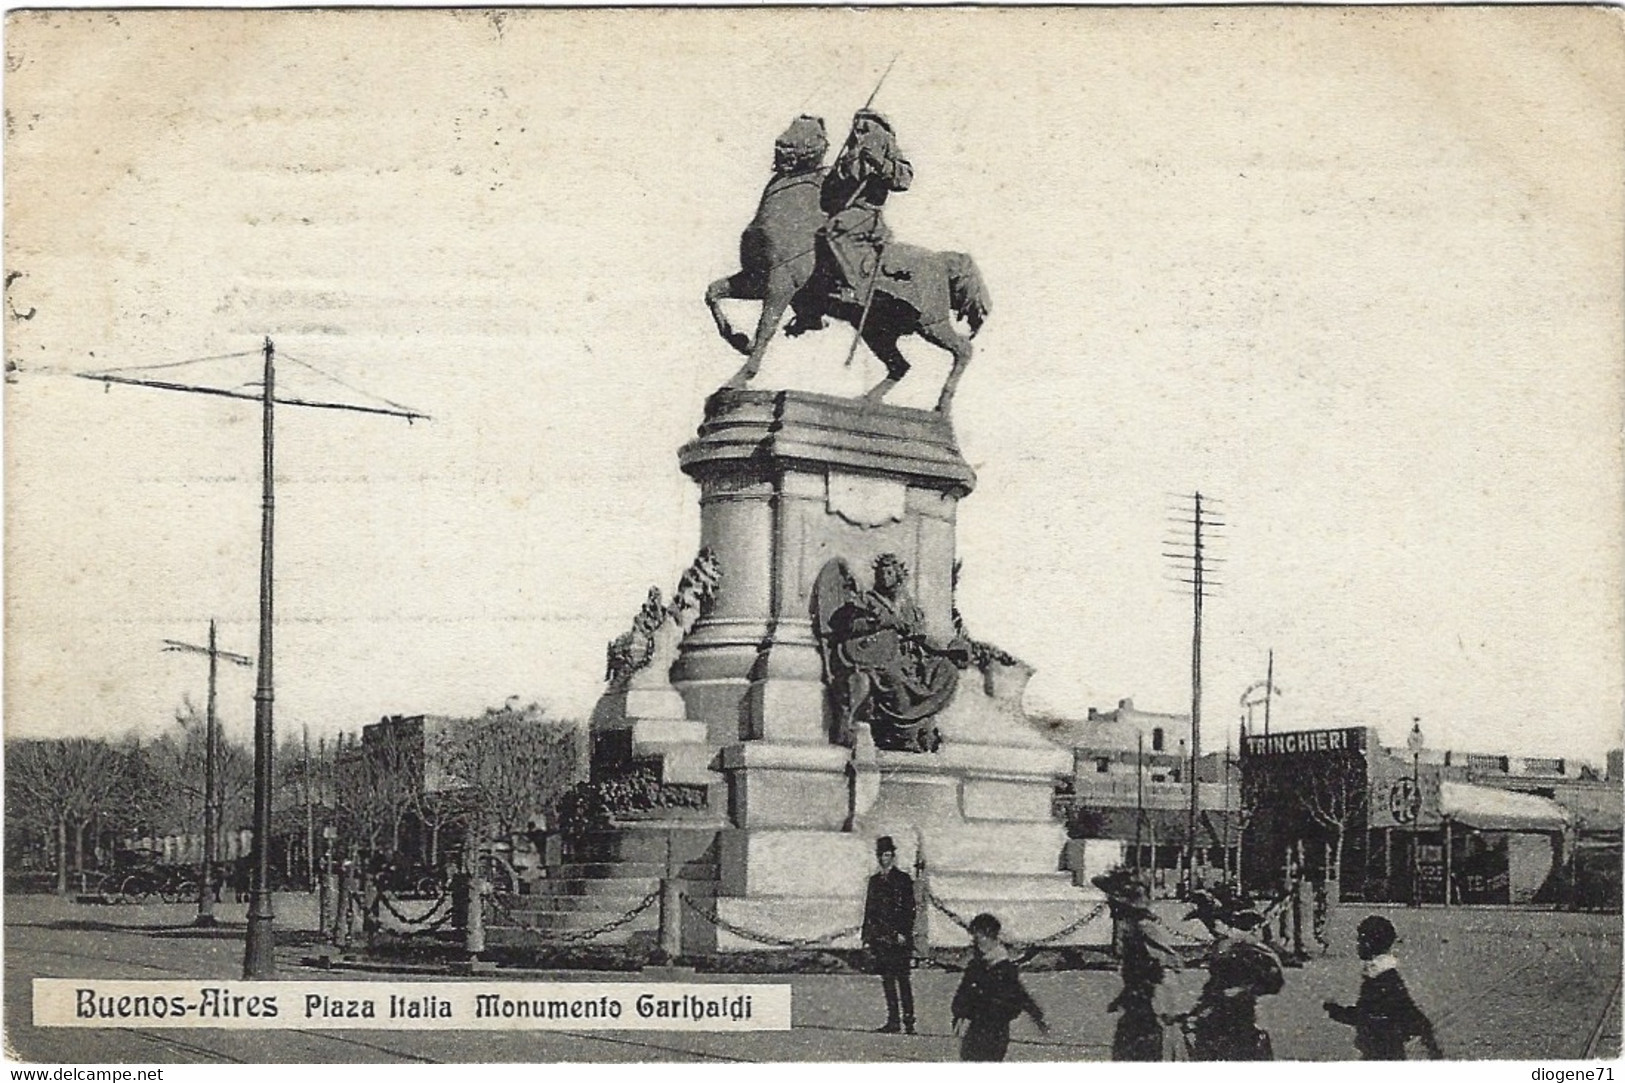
left=1242, top=727, right=1369, bottom=757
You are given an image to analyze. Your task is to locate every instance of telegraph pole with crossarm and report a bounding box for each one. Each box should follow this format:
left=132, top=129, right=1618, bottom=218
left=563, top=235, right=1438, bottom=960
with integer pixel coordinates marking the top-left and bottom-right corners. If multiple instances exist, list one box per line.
left=162, top=621, right=252, bottom=927
left=1166, top=492, right=1225, bottom=893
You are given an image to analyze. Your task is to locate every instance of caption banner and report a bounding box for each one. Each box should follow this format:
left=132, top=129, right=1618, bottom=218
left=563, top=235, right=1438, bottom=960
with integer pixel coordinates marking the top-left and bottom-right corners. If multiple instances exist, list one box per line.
left=34, top=979, right=791, bottom=1031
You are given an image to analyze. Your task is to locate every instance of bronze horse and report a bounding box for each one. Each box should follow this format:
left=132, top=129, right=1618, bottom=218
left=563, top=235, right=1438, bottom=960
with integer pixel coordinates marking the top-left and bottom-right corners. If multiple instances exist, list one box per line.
left=704, top=161, right=991, bottom=413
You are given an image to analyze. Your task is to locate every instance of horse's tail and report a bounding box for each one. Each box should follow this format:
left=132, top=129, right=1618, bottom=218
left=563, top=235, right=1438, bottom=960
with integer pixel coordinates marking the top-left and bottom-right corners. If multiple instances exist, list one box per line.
left=943, top=251, right=991, bottom=338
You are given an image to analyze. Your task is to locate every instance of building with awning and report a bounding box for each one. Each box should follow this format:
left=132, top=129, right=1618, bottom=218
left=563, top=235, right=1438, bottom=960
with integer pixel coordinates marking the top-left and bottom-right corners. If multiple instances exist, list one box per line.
left=1441, top=781, right=1569, bottom=833
left=1433, top=781, right=1570, bottom=904
left=1240, top=723, right=1611, bottom=906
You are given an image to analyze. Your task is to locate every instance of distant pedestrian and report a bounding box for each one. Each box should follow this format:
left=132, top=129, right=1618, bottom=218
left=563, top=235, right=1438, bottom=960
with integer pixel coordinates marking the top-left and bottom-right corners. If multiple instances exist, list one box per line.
left=951, top=912, right=1046, bottom=1061
left=861, top=836, right=916, bottom=1034
left=1323, top=915, right=1443, bottom=1060
left=1095, top=871, right=1180, bottom=1061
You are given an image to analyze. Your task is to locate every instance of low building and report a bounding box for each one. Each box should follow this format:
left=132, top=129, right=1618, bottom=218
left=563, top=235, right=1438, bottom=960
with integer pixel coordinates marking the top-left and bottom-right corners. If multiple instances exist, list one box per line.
left=1043, top=699, right=1243, bottom=893
left=1241, top=724, right=1614, bottom=907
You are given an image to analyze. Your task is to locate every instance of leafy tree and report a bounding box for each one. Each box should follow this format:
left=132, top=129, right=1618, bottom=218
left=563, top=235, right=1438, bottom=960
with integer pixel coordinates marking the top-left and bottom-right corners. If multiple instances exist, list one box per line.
left=1295, top=752, right=1368, bottom=887
left=7, top=738, right=135, bottom=893
left=440, top=704, right=584, bottom=850
left=131, top=699, right=254, bottom=862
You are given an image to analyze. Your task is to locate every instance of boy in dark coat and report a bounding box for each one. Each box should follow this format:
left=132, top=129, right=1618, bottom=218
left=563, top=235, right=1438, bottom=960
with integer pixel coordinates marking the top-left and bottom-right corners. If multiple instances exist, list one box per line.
left=1323, top=915, right=1444, bottom=1060
left=862, top=836, right=916, bottom=1033
left=951, top=912, right=1047, bottom=1061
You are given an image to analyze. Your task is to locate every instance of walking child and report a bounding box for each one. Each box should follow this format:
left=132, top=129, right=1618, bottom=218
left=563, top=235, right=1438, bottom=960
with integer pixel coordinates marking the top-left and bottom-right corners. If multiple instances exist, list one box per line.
left=1323, top=915, right=1444, bottom=1060
left=951, top=912, right=1047, bottom=1061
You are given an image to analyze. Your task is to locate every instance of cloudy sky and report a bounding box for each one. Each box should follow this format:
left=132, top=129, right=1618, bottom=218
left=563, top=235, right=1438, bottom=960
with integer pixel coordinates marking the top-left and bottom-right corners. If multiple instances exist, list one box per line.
left=5, top=7, right=1621, bottom=762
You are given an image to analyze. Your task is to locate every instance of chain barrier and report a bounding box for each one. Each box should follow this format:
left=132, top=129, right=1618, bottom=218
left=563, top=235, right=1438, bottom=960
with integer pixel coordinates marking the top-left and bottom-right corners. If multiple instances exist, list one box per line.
left=924, top=889, right=1109, bottom=949
left=679, top=893, right=864, bottom=950
left=376, top=889, right=451, bottom=928
left=1161, top=921, right=1214, bottom=947
left=486, top=888, right=661, bottom=945
left=1257, top=892, right=1290, bottom=920
left=381, top=897, right=456, bottom=937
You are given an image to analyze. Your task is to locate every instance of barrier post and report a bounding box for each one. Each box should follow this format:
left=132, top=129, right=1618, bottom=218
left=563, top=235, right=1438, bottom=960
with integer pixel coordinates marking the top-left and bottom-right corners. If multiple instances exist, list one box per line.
left=334, top=859, right=354, bottom=949
left=658, top=877, right=683, bottom=960
left=465, top=850, right=487, bottom=958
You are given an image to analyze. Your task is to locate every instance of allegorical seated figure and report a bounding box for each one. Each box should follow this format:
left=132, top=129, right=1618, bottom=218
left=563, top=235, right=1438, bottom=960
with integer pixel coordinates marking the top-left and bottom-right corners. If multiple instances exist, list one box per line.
left=814, top=553, right=971, bottom=752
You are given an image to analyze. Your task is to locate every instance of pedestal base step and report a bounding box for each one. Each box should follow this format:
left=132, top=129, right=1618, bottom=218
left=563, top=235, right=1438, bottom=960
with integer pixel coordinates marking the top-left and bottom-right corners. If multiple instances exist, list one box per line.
left=702, top=896, right=866, bottom=953
left=483, top=904, right=661, bottom=948
left=919, top=875, right=1111, bottom=948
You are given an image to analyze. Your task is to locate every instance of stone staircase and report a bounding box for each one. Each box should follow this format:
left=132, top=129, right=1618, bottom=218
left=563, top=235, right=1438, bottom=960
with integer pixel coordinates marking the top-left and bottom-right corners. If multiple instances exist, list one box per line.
left=484, top=827, right=719, bottom=949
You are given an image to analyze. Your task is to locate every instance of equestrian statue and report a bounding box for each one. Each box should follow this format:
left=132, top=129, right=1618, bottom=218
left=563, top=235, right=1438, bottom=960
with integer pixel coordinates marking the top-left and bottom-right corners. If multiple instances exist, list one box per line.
left=705, top=112, right=991, bottom=414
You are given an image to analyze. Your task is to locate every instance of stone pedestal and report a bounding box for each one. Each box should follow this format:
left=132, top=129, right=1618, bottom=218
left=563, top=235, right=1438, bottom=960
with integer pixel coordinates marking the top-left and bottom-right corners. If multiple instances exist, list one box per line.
left=588, top=389, right=1106, bottom=952
left=672, top=389, right=972, bottom=748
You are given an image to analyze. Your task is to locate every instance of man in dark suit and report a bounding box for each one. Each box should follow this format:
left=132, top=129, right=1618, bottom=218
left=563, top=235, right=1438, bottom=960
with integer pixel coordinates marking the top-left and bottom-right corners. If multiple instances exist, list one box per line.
left=862, top=835, right=916, bottom=1034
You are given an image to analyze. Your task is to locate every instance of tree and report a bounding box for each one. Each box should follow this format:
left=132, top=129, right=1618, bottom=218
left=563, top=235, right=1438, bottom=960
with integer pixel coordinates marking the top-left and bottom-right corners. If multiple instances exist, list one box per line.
left=412, top=727, right=469, bottom=869
left=440, top=704, right=583, bottom=848
left=1294, top=752, right=1368, bottom=891
left=329, top=722, right=424, bottom=860
left=7, top=738, right=136, bottom=894
left=362, top=723, right=421, bottom=856
left=132, top=700, right=254, bottom=863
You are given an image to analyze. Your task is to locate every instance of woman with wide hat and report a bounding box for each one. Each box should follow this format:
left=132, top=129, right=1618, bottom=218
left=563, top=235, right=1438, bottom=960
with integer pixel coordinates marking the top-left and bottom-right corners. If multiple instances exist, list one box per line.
left=1093, top=870, right=1181, bottom=1060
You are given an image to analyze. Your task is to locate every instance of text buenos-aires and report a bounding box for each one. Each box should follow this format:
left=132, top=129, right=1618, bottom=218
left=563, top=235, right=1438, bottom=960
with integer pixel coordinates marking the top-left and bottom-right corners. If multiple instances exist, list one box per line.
left=75, top=987, right=278, bottom=1019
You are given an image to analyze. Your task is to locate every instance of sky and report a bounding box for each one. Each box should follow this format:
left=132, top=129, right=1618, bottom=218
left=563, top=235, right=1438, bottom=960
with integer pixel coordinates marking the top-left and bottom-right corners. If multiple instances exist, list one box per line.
left=5, top=7, right=1622, bottom=763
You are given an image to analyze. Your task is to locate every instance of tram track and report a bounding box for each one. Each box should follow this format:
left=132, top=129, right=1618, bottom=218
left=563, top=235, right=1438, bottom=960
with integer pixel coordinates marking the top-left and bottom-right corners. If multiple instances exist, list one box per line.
left=1582, top=971, right=1622, bottom=1059
left=123, top=1030, right=247, bottom=1064
left=1428, top=940, right=1552, bottom=1034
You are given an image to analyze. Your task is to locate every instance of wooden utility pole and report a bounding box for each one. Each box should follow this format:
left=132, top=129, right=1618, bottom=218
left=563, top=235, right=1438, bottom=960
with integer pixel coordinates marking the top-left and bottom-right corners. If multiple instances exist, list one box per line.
left=1189, top=493, right=1204, bottom=885
left=303, top=725, right=316, bottom=891
left=1167, top=492, right=1223, bottom=892
left=1264, top=649, right=1274, bottom=736
left=1134, top=731, right=1145, bottom=872
left=1240, top=662, right=1281, bottom=741
left=162, top=621, right=252, bottom=927
left=82, top=337, right=427, bottom=977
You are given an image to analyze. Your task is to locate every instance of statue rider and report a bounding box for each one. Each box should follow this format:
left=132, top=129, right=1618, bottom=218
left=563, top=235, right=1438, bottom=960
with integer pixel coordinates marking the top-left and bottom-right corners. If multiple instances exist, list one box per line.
left=796, top=110, right=913, bottom=329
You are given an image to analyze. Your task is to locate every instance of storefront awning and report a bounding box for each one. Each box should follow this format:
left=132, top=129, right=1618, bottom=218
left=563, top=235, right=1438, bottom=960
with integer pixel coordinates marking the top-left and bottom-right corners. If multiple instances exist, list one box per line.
left=1441, top=781, right=1570, bottom=833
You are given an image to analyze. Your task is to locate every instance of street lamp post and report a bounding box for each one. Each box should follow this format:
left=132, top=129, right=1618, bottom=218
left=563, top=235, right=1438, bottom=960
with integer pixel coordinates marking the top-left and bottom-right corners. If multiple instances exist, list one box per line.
left=243, top=337, right=279, bottom=979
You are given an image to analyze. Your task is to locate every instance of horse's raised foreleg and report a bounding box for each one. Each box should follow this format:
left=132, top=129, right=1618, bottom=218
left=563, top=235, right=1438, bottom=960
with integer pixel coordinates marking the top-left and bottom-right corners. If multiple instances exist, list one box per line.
left=916, top=318, right=973, bottom=414
left=724, top=268, right=796, bottom=389
left=705, top=273, right=756, bottom=356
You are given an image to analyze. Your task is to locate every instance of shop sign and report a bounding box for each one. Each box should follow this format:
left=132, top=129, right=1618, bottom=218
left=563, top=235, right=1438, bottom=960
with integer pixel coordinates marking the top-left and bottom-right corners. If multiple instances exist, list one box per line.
left=1242, top=727, right=1368, bottom=757
left=1369, top=753, right=1443, bottom=829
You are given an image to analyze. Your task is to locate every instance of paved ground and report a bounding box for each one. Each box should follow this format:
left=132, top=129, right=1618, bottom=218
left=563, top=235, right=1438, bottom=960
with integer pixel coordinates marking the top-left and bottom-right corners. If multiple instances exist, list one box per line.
left=4, top=893, right=1618, bottom=1063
